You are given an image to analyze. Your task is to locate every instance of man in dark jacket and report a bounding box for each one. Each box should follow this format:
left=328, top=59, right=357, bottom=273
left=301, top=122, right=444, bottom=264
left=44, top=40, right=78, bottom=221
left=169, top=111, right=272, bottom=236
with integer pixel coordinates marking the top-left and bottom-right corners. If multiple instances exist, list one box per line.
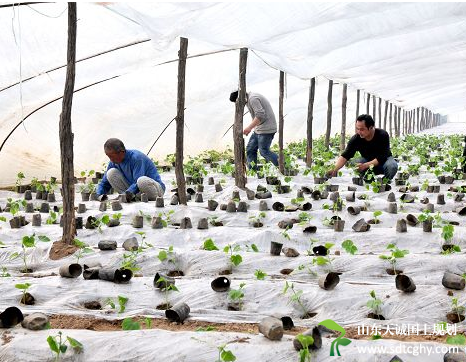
left=327, top=114, right=398, bottom=181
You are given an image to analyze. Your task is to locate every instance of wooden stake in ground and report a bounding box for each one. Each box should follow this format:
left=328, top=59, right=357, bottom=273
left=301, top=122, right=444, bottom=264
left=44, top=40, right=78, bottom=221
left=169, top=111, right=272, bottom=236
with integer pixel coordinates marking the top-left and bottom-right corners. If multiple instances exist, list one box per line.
left=278, top=71, right=284, bottom=174
left=175, top=37, right=188, bottom=205
left=383, top=100, right=388, bottom=130
left=340, top=83, right=347, bottom=151
left=325, top=79, right=333, bottom=149
left=366, top=92, right=370, bottom=114
left=393, top=106, right=398, bottom=137
left=355, top=89, right=360, bottom=133
left=59, top=3, right=77, bottom=245
left=372, top=95, right=376, bottom=125
left=305, top=78, right=315, bottom=167
left=378, top=97, right=382, bottom=129
left=389, top=103, right=392, bottom=137
left=233, top=48, right=248, bottom=188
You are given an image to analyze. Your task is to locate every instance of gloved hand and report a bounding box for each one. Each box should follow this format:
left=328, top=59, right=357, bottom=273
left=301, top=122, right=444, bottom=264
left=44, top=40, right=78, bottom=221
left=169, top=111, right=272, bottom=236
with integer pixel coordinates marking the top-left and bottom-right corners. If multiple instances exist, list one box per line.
left=125, top=191, right=135, bottom=203
left=97, top=194, right=108, bottom=202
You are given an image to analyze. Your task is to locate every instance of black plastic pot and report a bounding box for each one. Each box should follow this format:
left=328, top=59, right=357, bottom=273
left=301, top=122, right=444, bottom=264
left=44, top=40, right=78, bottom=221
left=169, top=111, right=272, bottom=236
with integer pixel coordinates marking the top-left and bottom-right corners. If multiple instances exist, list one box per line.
left=0, top=307, right=24, bottom=328
left=99, top=268, right=132, bottom=284
left=258, top=317, right=283, bottom=340
left=270, top=241, right=283, bottom=256
left=211, top=276, right=230, bottom=292
left=165, top=302, right=190, bottom=323
left=395, top=274, right=416, bottom=293
left=59, top=263, right=83, bottom=278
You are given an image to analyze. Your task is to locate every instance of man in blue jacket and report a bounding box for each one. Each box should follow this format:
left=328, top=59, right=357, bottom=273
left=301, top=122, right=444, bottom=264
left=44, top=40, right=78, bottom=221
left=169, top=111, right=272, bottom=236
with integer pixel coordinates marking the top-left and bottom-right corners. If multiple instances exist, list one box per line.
left=96, top=138, right=165, bottom=202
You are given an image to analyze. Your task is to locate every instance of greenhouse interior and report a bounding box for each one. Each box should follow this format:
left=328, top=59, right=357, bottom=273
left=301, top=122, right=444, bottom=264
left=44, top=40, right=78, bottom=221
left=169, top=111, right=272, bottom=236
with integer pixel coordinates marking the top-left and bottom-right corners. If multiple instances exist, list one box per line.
left=1, top=2, right=466, bottom=361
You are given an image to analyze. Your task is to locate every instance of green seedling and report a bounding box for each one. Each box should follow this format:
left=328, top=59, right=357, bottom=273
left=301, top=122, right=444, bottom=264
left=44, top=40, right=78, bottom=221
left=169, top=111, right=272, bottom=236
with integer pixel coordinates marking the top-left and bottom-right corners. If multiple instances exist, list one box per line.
left=223, top=244, right=242, bottom=269
left=7, top=198, right=27, bottom=217
left=312, top=243, right=335, bottom=272
left=157, top=210, right=175, bottom=227
left=298, top=212, right=313, bottom=225
left=0, top=266, right=10, bottom=277
left=203, top=238, right=219, bottom=251
left=15, top=282, right=31, bottom=303
left=117, top=295, right=129, bottom=314
left=341, top=239, right=357, bottom=255
left=15, top=172, right=25, bottom=188
left=367, top=290, right=383, bottom=317
left=379, top=243, right=409, bottom=274
left=283, top=281, right=308, bottom=318
left=216, top=344, right=236, bottom=362
left=254, top=269, right=267, bottom=280
left=158, top=245, right=180, bottom=271
left=156, top=276, right=179, bottom=308
left=248, top=211, right=266, bottom=226
left=138, top=210, right=152, bottom=223
left=228, top=282, right=245, bottom=310
left=296, top=334, right=315, bottom=362
left=450, top=297, right=465, bottom=323
left=446, top=334, right=466, bottom=346
left=244, top=243, right=259, bottom=252
left=281, top=226, right=291, bottom=241
left=47, top=331, right=83, bottom=362
left=73, top=239, right=93, bottom=264
left=46, top=210, right=58, bottom=225
left=291, top=197, right=305, bottom=206
left=10, top=234, right=50, bottom=272
left=372, top=210, right=382, bottom=223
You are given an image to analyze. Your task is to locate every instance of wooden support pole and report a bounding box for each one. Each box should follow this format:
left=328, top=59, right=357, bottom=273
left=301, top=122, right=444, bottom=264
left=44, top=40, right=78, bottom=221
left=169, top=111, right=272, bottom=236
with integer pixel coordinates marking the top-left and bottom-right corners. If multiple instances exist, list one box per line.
left=340, top=83, right=347, bottom=151
left=278, top=71, right=285, bottom=174
left=59, top=2, right=77, bottom=245
left=372, top=95, right=376, bottom=125
left=416, top=107, right=420, bottom=133
left=378, top=97, right=382, bottom=129
left=366, top=92, right=370, bottom=114
left=393, top=106, right=398, bottom=137
left=175, top=37, right=188, bottom=205
left=325, top=79, right=333, bottom=149
left=305, top=78, right=315, bottom=168
left=383, top=100, right=388, bottom=130
left=389, top=103, right=393, bottom=137
left=233, top=48, right=248, bottom=188
left=397, top=107, right=401, bottom=136
left=355, top=89, right=360, bottom=133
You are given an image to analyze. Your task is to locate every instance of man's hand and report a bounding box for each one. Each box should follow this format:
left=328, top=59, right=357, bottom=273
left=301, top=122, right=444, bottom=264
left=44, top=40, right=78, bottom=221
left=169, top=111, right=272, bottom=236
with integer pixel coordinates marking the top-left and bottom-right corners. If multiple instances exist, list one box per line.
left=326, top=169, right=337, bottom=178
left=357, top=162, right=370, bottom=172
left=125, top=191, right=135, bottom=203
left=243, top=127, right=251, bottom=136
left=97, top=194, right=108, bottom=202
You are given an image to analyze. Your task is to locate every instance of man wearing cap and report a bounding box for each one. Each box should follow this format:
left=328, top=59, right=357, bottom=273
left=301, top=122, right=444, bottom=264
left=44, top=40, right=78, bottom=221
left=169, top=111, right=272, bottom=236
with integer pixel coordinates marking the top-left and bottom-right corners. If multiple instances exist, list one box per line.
left=96, top=138, right=165, bottom=202
left=230, top=91, right=279, bottom=171
left=327, top=114, right=398, bottom=181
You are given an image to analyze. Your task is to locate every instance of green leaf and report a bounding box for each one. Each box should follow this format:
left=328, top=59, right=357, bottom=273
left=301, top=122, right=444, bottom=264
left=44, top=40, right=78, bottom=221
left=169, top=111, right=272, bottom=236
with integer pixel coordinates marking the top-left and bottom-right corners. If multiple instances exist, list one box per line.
left=15, top=283, right=31, bottom=290
left=101, top=215, right=110, bottom=225
left=446, top=334, right=466, bottom=345
left=371, top=334, right=382, bottom=340
left=118, top=295, right=129, bottom=313
left=220, top=349, right=236, bottom=361
left=22, top=235, right=35, bottom=248
left=230, top=254, right=242, bottom=266
left=67, top=336, right=83, bottom=352
left=296, top=334, right=314, bottom=349
left=47, top=336, right=59, bottom=353
left=250, top=244, right=259, bottom=252
left=158, top=250, right=167, bottom=262
left=223, top=246, right=230, bottom=253
left=122, top=318, right=141, bottom=330
left=0, top=216, right=6, bottom=222
left=59, top=344, right=68, bottom=354
left=38, top=235, right=50, bottom=242
left=203, top=238, right=219, bottom=251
